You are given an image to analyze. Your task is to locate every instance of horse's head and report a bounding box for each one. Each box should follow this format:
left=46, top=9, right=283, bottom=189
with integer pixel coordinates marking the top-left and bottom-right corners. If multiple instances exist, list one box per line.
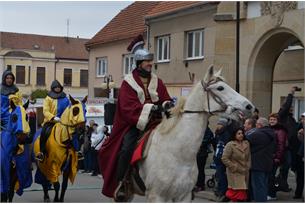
left=61, top=95, right=87, bottom=129
left=9, top=100, right=30, bottom=143
left=202, top=65, right=254, bottom=119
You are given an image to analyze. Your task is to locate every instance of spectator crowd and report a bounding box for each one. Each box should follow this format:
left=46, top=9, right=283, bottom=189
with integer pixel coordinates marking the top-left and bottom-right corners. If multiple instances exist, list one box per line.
left=193, top=86, right=304, bottom=202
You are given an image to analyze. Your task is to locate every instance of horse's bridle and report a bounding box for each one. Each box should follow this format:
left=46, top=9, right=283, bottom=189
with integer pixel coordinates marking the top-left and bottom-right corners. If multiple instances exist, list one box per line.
left=182, top=79, right=228, bottom=115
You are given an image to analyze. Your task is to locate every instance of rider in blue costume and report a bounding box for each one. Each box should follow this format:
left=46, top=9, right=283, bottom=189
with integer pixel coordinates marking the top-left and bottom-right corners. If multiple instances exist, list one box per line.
left=1, top=70, right=23, bottom=130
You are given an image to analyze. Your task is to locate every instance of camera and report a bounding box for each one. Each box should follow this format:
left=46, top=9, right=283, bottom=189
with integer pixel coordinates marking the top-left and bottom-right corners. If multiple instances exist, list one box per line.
left=294, top=86, right=302, bottom=92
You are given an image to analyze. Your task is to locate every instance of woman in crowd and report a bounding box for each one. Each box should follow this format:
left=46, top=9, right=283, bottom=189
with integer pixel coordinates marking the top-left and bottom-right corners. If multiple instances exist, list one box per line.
left=222, top=127, right=251, bottom=202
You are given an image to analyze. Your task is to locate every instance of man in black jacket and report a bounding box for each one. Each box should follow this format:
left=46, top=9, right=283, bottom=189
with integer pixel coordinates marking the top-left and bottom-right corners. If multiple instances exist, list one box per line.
left=277, top=86, right=299, bottom=192
left=248, top=117, right=276, bottom=202
left=193, top=123, right=216, bottom=192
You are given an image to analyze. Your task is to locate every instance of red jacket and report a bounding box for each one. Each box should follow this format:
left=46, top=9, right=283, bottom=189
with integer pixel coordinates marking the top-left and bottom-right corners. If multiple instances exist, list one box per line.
left=98, top=70, right=171, bottom=198
left=271, top=124, right=288, bottom=164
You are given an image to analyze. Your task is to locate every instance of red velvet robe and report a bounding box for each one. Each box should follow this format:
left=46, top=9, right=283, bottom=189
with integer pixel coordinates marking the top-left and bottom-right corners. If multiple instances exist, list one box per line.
left=98, top=70, right=171, bottom=198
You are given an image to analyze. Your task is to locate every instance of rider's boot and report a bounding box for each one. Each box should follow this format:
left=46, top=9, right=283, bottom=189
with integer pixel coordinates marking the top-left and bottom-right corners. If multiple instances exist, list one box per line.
left=114, top=181, right=128, bottom=202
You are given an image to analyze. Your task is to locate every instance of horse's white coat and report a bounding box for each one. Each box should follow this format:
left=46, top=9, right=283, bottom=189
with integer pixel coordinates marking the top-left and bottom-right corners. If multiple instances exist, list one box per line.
left=138, top=66, right=254, bottom=202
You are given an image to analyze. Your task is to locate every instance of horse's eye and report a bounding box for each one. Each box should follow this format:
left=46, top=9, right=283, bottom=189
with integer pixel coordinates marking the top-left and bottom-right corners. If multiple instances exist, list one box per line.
left=73, top=107, right=80, bottom=116
left=11, top=114, right=18, bottom=123
left=217, top=86, right=224, bottom=91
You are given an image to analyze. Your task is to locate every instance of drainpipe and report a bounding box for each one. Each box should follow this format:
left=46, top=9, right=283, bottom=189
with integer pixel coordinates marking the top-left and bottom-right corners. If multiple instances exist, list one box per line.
left=54, top=58, right=59, bottom=80
left=145, top=20, right=150, bottom=50
left=235, top=1, right=240, bottom=93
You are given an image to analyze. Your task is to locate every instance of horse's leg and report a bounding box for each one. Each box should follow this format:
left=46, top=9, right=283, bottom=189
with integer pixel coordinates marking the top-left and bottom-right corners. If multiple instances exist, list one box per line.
left=146, top=191, right=167, bottom=202
left=8, top=164, right=18, bottom=202
left=59, top=158, right=71, bottom=202
left=42, top=183, right=50, bottom=202
left=53, top=182, right=60, bottom=202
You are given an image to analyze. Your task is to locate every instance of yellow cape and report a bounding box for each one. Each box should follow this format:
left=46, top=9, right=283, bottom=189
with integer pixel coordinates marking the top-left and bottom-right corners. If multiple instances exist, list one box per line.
left=34, top=123, right=78, bottom=183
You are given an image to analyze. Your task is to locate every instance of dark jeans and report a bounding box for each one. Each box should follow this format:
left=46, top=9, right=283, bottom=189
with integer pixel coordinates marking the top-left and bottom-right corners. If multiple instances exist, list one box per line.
left=116, top=126, right=139, bottom=181
left=91, top=149, right=99, bottom=174
left=295, top=156, right=304, bottom=197
left=278, top=150, right=291, bottom=187
left=83, top=151, right=92, bottom=172
left=196, top=153, right=208, bottom=188
left=268, top=165, right=278, bottom=197
left=251, top=170, right=269, bottom=202
left=215, top=160, right=227, bottom=196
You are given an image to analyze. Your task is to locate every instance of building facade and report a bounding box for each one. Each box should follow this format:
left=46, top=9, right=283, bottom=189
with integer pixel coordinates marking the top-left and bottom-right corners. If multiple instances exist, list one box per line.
left=87, top=1, right=304, bottom=119
left=0, top=32, right=89, bottom=98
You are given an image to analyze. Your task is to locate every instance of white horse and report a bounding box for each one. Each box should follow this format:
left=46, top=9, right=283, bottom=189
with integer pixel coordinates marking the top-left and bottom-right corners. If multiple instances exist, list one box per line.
left=135, top=65, right=254, bottom=202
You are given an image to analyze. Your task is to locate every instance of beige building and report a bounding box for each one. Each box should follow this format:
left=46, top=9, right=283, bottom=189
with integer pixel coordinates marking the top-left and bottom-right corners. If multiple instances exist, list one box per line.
left=0, top=32, right=89, bottom=98
left=146, top=1, right=304, bottom=118
left=87, top=1, right=304, bottom=118
left=85, top=1, right=160, bottom=99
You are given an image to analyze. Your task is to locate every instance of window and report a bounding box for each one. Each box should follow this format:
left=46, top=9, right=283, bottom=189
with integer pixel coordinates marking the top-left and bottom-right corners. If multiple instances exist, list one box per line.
left=123, top=54, right=135, bottom=75
left=6, top=65, right=12, bottom=71
left=64, top=68, right=72, bottom=86
left=157, top=35, right=170, bottom=62
left=16, top=65, right=25, bottom=84
left=80, top=70, right=88, bottom=87
left=186, top=29, right=204, bottom=59
left=36, top=67, right=45, bottom=86
left=96, top=57, right=108, bottom=77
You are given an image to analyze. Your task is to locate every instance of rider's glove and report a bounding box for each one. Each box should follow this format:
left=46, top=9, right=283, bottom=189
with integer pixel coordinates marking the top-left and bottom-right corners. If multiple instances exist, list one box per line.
left=53, top=116, right=61, bottom=122
left=150, top=105, right=163, bottom=119
left=163, top=101, right=175, bottom=111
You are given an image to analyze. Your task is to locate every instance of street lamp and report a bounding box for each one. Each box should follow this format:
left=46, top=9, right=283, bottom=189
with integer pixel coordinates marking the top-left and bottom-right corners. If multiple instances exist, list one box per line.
left=101, top=75, right=116, bottom=126
left=101, top=74, right=115, bottom=99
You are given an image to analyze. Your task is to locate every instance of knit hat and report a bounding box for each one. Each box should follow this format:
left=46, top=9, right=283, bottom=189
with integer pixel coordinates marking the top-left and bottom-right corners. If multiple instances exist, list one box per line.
left=217, top=117, right=228, bottom=126
left=302, top=112, right=305, bottom=117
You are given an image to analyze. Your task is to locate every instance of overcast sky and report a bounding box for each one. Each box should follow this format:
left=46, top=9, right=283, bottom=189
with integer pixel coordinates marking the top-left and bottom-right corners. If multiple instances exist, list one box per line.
left=0, top=1, right=133, bottom=39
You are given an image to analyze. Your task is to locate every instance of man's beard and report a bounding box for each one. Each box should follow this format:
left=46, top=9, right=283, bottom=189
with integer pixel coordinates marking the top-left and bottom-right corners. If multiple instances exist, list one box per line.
left=137, top=66, right=152, bottom=78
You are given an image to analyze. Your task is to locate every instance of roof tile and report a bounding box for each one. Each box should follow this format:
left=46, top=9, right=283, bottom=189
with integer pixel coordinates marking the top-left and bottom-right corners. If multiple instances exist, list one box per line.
left=1, top=32, right=89, bottom=60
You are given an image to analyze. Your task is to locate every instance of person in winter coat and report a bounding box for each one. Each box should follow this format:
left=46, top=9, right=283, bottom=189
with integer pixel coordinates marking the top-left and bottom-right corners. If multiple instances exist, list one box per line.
left=1, top=70, right=23, bottom=130
left=214, top=115, right=243, bottom=201
left=278, top=87, right=299, bottom=191
left=91, top=124, right=104, bottom=176
left=248, top=117, right=276, bottom=202
left=193, top=123, right=216, bottom=192
left=36, top=80, right=70, bottom=161
left=267, top=113, right=288, bottom=200
left=222, top=127, right=251, bottom=202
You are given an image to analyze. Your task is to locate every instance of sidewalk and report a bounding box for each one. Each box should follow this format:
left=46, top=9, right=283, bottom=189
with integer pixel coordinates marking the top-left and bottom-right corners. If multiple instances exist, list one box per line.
left=194, top=168, right=303, bottom=203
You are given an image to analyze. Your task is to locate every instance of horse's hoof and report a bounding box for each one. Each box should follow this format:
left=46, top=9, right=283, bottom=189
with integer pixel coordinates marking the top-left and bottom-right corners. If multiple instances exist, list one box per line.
left=53, top=198, right=59, bottom=202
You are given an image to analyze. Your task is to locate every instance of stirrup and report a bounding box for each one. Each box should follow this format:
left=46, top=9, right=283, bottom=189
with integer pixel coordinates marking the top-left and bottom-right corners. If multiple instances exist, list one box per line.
left=35, top=152, right=45, bottom=162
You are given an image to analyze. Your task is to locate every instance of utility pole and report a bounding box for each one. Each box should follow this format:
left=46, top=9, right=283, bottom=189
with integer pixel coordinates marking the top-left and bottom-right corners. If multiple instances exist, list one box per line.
left=67, top=18, right=70, bottom=37
left=236, top=1, right=240, bottom=93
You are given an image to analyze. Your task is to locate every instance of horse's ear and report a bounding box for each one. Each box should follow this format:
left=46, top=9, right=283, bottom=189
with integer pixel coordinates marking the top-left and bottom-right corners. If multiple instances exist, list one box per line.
left=10, top=100, right=16, bottom=110
left=23, top=100, right=29, bottom=110
left=215, top=68, right=223, bottom=78
left=204, top=65, right=214, bottom=83
left=82, top=95, right=88, bottom=104
left=69, top=94, right=78, bottom=105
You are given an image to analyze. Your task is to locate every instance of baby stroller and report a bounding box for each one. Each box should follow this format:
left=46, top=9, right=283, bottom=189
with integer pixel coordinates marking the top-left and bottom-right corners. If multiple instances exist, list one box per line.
left=206, top=162, right=217, bottom=189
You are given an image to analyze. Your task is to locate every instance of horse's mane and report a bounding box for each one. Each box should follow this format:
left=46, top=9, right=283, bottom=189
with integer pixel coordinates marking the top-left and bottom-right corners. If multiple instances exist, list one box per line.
left=158, top=97, right=186, bottom=135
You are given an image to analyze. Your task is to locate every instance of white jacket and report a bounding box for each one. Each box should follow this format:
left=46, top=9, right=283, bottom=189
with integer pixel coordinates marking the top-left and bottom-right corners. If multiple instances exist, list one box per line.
left=91, top=126, right=105, bottom=150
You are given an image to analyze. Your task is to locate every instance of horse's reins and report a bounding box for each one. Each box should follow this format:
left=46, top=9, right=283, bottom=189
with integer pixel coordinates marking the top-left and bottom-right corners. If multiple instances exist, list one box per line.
left=182, top=79, right=227, bottom=115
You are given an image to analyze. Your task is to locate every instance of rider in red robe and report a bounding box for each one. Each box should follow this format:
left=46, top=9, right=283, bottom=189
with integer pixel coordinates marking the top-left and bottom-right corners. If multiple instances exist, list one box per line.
left=98, top=35, right=173, bottom=200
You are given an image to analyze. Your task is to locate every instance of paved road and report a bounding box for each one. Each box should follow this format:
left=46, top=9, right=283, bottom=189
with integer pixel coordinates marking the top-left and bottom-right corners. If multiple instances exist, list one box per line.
left=13, top=168, right=211, bottom=203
